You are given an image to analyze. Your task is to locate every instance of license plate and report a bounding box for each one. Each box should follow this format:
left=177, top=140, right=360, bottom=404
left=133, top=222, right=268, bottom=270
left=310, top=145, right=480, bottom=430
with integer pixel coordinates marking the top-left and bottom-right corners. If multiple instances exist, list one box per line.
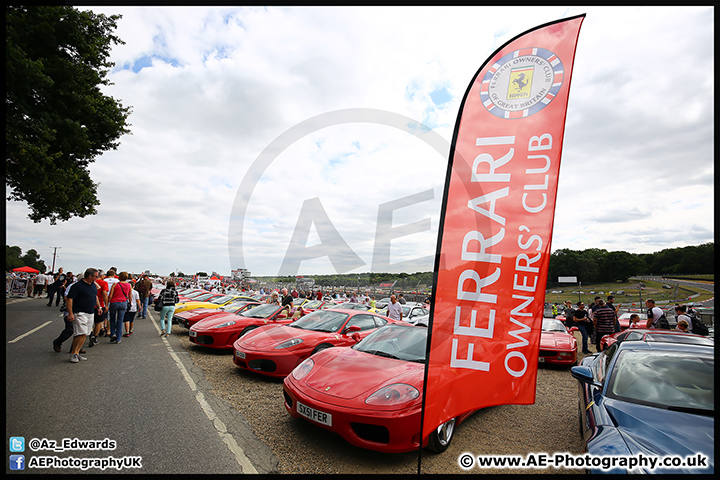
left=189, top=330, right=197, bottom=337
left=236, top=350, right=246, bottom=359
left=296, top=401, right=332, bottom=426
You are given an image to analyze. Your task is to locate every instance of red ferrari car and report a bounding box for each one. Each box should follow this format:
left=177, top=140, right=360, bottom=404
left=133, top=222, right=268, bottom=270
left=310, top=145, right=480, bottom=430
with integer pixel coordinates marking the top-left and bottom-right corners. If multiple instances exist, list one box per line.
left=538, top=318, right=577, bottom=366
left=175, top=301, right=261, bottom=329
left=599, top=328, right=713, bottom=351
left=233, top=309, right=397, bottom=378
left=283, top=323, right=473, bottom=453
left=188, top=304, right=292, bottom=349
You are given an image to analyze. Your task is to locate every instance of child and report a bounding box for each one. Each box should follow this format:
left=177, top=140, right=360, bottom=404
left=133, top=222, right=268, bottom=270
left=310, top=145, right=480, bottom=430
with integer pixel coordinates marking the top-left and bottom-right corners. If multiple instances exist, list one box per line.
left=676, top=319, right=689, bottom=333
left=628, top=313, right=642, bottom=329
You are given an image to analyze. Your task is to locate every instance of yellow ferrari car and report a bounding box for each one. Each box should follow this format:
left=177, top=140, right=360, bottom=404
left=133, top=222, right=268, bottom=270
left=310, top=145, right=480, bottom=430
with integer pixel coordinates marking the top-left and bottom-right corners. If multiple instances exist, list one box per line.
left=173, top=294, right=257, bottom=315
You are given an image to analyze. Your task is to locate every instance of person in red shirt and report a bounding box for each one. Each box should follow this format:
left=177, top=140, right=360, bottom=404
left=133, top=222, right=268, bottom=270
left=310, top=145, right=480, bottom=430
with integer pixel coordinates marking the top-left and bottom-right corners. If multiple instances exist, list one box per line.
left=88, top=270, right=109, bottom=347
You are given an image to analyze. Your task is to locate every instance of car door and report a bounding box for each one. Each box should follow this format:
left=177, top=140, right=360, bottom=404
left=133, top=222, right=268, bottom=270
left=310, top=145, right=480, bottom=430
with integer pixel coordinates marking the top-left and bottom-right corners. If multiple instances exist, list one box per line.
left=342, top=314, right=380, bottom=343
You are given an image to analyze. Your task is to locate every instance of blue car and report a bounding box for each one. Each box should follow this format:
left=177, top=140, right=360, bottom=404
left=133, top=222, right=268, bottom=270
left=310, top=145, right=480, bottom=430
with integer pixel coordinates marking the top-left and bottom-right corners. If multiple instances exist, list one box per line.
left=571, top=340, right=713, bottom=474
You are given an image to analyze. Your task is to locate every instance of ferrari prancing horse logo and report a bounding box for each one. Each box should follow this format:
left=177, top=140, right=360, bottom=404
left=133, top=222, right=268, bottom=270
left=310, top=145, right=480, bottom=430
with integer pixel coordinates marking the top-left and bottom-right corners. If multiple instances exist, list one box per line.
left=480, top=47, right=564, bottom=119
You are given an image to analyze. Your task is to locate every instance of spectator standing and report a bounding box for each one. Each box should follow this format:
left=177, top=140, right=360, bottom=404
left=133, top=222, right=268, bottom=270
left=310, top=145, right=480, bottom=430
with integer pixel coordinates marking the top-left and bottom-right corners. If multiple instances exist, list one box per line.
left=123, top=275, right=142, bottom=336
left=562, top=300, right=575, bottom=326
left=573, top=301, right=592, bottom=354
left=398, top=293, right=407, bottom=304
left=593, top=300, right=616, bottom=351
left=47, top=268, right=67, bottom=307
left=65, top=268, right=101, bottom=363
left=645, top=299, right=667, bottom=329
left=52, top=277, right=79, bottom=353
left=107, top=271, right=132, bottom=343
left=135, top=273, right=152, bottom=319
left=606, top=295, right=621, bottom=332
left=38, top=271, right=50, bottom=298
left=157, top=280, right=179, bottom=337
left=44, top=271, right=54, bottom=299
left=387, top=295, right=403, bottom=321
left=89, top=269, right=109, bottom=347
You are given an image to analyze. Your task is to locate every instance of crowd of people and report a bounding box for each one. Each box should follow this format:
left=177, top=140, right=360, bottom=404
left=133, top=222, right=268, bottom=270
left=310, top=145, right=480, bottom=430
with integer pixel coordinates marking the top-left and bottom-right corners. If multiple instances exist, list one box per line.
left=554, top=295, right=706, bottom=354
left=31, top=267, right=156, bottom=363
left=21, top=268, right=706, bottom=363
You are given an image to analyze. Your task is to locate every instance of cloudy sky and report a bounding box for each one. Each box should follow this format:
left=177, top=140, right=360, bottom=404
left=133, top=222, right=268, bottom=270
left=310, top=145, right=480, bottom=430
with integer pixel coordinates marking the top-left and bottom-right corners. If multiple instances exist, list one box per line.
left=6, top=6, right=714, bottom=278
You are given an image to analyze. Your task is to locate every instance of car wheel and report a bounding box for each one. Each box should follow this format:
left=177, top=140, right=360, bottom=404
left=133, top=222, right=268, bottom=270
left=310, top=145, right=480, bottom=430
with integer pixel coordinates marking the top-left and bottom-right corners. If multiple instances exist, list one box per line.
left=312, top=343, right=333, bottom=355
left=426, top=417, right=456, bottom=453
left=239, top=326, right=257, bottom=338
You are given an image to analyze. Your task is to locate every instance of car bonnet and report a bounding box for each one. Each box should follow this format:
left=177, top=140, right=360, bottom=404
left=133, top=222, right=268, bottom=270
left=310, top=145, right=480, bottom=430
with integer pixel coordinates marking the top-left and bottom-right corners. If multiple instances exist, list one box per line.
left=605, top=399, right=714, bottom=468
left=237, top=324, right=328, bottom=350
left=540, top=331, right=575, bottom=348
left=303, top=348, right=423, bottom=401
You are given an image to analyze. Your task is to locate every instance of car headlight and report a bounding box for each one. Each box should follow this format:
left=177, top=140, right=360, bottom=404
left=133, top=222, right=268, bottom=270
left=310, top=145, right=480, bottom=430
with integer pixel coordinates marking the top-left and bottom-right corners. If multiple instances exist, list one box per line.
left=275, top=338, right=304, bottom=349
left=365, top=383, right=419, bottom=406
left=212, top=321, right=237, bottom=329
left=291, top=358, right=314, bottom=380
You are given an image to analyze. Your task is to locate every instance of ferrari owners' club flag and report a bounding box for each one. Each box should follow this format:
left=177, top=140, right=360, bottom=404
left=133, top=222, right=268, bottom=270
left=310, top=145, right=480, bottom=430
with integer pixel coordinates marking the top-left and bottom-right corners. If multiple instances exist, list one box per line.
left=421, top=15, right=584, bottom=440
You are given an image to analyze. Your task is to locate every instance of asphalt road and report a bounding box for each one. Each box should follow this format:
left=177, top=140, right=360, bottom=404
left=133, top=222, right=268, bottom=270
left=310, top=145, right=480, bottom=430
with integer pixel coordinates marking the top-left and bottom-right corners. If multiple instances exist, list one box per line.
left=4, top=296, right=277, bottom=474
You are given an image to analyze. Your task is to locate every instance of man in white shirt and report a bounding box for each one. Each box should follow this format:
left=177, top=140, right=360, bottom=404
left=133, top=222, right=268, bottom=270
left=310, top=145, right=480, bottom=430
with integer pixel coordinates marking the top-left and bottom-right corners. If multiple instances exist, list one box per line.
left=387, top=295, right=403, bottom=321
left=645, top=299, right=665, bottom=328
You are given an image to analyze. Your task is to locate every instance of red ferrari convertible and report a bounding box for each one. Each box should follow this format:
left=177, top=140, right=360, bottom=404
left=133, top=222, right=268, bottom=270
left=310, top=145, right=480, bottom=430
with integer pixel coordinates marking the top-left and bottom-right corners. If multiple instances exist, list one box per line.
left=283, top=323, right=472, bottom=453
left=188, top=304, right=292, bottom=350
left=233, top=308, right=397, bottom=378
left=538, top=318, right=578, bottom=366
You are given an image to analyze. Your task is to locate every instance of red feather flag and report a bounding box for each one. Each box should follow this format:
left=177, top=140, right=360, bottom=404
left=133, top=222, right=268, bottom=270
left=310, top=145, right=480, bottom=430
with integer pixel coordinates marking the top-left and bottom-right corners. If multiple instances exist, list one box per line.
left=422, top=14, right=585, bottom=442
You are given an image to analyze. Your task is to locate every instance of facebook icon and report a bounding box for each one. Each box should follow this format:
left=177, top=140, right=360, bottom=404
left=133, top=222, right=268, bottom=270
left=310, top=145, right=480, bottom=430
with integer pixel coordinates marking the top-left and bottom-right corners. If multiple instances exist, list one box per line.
left=10, top=454, right=25, bottom=470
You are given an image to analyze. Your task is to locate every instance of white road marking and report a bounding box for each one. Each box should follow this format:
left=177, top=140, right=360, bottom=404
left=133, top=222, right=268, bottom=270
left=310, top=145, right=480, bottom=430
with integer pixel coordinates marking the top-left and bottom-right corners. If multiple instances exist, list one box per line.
left=8, top=321, right=53, bottom=344
left=149, top=312, right=258, bottom=474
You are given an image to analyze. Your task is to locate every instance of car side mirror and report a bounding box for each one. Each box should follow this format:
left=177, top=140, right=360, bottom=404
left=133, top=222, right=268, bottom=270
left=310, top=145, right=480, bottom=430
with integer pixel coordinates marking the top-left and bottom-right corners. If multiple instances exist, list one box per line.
left=570, top=326, right=578, bottom=332
left=351, top=332, right=362, bottom=343
left=570, top=366, right=602, bottom=388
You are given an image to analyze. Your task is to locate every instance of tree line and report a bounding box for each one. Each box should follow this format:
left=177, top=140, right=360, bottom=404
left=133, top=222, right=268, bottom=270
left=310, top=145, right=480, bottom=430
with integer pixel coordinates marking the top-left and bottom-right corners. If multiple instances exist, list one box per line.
left=262, top=243, right=714, bottom=289
left=547, top=242, right=714, bottom=285
left=6, top=245, right=47, bottom=272
left=8, top=243, right=713, bottom=286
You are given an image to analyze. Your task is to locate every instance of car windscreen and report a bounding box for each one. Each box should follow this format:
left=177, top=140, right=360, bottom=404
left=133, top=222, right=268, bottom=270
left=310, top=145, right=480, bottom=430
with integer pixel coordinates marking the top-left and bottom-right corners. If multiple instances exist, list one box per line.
left=289, top=310, right=349, bottom=332
left=190, top=293, right=215, bottom=301
left=542, top=318, right=567, bottom=332
left=608, top=350, right=714, bottom=414
left=353, top=324, right=427, bottom=363
left=239, top=304, right=281, bottom=318
left=209, top=295, right=235, bottom=304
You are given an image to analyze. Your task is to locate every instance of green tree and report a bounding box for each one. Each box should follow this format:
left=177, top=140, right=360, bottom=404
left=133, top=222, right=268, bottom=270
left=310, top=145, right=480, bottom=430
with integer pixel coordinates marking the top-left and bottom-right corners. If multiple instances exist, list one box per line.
left=6, top=6, right=131, bottom=224
left=6, top=245, right=24, bottom=271
left=21, top=248, right=47, bottom=273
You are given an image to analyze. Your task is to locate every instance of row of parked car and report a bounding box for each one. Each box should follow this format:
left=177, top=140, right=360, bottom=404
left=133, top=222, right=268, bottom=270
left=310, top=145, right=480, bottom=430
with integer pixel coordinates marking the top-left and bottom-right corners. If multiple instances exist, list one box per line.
left=156, top=286, right=714, bottom=472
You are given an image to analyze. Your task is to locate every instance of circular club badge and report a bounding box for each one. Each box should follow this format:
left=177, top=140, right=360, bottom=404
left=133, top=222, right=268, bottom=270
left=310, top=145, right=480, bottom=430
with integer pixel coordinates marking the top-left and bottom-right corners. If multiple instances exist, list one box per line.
left=479, top=47, right=564, bottom=119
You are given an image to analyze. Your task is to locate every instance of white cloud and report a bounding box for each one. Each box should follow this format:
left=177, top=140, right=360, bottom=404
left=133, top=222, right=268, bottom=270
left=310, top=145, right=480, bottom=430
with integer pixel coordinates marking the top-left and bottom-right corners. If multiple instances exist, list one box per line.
left=6, top=6, right=713, bottom=277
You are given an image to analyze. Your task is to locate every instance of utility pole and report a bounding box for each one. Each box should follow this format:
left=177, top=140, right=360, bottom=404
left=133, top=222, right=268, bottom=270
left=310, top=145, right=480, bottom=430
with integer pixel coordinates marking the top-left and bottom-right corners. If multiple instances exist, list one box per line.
left=50, top=246, right=61, bottom=273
